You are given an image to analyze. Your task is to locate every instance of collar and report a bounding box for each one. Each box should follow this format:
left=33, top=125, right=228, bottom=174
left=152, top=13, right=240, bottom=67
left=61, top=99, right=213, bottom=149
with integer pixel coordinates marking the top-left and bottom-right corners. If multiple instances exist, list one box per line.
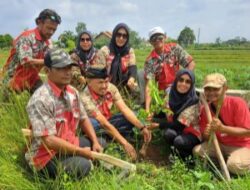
left=34, top=27, right=50, bottom=45
left=150, top=43, right=174, bottom=59
left=88, top=86, right=100, bottom=101
left=48, top=80, right=70, bottom=98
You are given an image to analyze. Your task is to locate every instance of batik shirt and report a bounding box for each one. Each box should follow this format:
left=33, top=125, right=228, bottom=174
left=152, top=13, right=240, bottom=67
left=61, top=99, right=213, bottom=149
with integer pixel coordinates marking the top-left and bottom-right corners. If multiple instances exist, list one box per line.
left=3, top=28, right=51, bottom=91
left=177, top=104, right=201, bottom=140
left=80, top=83, right=122, bottom=120
left=100, top=46, right=136, bottom=76
left=144, top=43, right=193, bottom=90
left=25, top=80, right=87, bottom=170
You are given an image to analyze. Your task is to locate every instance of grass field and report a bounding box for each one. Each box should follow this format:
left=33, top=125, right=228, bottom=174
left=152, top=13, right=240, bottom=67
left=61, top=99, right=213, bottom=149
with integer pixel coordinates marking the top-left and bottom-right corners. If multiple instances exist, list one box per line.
left=1, top=48, right=250, bottom=190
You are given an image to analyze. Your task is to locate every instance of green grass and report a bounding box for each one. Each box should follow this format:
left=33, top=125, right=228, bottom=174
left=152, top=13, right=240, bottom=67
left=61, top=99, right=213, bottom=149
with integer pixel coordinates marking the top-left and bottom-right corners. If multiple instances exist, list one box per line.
left=1, top=83, right=250, bottom=190
left=1, top=48, right=250, bottom=189
left=0, top=49, right=9, bottom=67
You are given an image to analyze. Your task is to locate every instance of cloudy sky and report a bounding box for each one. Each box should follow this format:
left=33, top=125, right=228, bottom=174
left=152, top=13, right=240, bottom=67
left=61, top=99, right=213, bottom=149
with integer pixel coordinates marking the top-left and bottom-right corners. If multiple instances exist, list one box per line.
left=1, top=0, right=249, bottom=43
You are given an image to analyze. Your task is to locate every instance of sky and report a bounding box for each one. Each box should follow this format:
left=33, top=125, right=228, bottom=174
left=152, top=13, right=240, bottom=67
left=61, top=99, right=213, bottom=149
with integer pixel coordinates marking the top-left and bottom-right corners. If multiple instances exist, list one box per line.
left=0, top=0, right=249, bottom=43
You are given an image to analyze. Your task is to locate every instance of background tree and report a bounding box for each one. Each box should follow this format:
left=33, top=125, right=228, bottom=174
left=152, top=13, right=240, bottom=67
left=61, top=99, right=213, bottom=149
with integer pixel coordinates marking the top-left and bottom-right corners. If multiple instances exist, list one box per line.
left=215, top=37, right=221, bottom=45
left=0, top=34, right=13, bottom=48
left=177, top=26, right=196, bottom=47
left=129, top=29, right=143, bottom=48
left=75, top=22, right=87, bottom=36
left=58, top=30, right=76, bottom=48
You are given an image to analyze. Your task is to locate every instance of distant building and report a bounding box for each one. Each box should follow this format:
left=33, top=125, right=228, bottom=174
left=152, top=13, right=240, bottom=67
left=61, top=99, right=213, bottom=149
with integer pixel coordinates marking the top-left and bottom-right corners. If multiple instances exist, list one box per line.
left=95, top=31, right=112, bottom=40
left=94, top=31, right=112, bottom=48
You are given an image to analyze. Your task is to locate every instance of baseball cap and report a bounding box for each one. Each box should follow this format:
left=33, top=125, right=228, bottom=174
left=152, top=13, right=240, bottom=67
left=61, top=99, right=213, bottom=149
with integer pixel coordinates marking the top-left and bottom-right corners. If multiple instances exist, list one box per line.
left=35, top=9, right=61, bottom=24
left=203, top=73, right=227, bottom=89
left=44, top=48, right=77, bottom=68
left=148, top=26, right=165, bottom=40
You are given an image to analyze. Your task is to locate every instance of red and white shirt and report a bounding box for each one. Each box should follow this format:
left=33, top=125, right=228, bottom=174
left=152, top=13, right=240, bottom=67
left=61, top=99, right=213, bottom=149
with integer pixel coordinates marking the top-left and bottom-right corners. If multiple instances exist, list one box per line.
left=3, top=27, right=52, bottom=91
left=200, top=96, right=250, bottom=148
left=100, top=46, right=136, bottom=76
left=144, top=43, right=193, bottom=90
left=80, top=83, right=122, bottom=120
left=25, top=80, right=87, bottom=170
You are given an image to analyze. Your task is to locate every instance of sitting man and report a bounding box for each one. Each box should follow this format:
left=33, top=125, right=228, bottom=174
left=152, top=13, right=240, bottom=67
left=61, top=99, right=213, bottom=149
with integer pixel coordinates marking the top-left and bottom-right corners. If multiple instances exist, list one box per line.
left=80, top=66, right=152, bottom=160
left=25, top=48, right=105, bottom=179
left=193, top=73, right=250, bottom=175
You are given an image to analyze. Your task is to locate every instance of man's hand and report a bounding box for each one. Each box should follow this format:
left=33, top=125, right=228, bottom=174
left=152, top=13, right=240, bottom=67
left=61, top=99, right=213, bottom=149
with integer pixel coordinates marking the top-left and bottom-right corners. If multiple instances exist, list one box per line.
left=123, top=142, right=137, bottom=161
left=210, top=118, right=224, bottom=132
left=127, top=77, right=138, bottom=90
left=78, top=147, right=93, bottom=160
left=204, top=123, right=212, bottom=138
left=147, top=122, right=159, bottom=130
left=141, top=127, right=152, bottom=142
left=78, top=76, right=86, bottom=85
left=92, top=141, right=103, bottom=153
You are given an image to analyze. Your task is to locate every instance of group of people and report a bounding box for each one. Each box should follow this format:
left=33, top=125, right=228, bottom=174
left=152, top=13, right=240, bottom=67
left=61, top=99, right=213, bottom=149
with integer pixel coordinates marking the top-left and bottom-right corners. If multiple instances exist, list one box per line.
left=2, top=8, right=250, bottom=179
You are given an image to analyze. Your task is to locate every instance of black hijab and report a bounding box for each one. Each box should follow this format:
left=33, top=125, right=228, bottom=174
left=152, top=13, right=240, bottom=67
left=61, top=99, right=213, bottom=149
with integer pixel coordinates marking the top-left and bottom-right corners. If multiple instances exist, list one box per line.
left=169, top=69, right=199, bottom=120
left=76, top=30, right=96, bottom=65
left=109, top=23, right=130, bottom=85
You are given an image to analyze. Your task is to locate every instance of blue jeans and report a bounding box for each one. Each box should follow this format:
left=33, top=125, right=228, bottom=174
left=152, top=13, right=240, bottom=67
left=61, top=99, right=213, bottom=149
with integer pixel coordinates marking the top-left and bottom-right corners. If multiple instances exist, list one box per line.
left=90, top=113, right=134, bottom=138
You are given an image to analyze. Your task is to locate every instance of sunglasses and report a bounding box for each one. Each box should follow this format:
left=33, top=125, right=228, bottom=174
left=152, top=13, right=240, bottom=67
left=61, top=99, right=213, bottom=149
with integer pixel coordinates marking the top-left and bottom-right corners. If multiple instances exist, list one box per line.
left=116, top=32, right=128, bottom=39
left=81, top=38, right=91, bottom=42
left=150, top=35, right=164, bottom=43
left=178, top=77, right=192, bottom=84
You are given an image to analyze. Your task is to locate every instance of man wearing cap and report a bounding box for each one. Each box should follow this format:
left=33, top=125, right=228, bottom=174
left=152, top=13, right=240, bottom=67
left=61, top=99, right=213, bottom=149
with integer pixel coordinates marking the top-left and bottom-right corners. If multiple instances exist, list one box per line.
left=25, top=48, right=105, bottom=178
left=2, top=9, right=61, bottom=94
left=144, top=26, right=195, bottom=116
left=193, top=73, right=250, bottom=174
left=80, top=66, right=152, bottom=160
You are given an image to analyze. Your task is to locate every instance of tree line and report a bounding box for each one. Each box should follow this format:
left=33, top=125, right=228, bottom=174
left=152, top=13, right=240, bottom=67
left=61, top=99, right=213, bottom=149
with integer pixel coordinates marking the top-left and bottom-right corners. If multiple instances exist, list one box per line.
left=1, top=23, right=250, bottom=49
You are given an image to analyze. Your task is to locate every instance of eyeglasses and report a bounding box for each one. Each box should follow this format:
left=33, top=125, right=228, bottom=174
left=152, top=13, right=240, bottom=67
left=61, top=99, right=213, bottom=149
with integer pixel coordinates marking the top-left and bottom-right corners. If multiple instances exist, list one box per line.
left=178, top=77, right=192, bottom=84
left=116, top=32, right=128, bottom=39
left=150, top=35, right=164, bottom=43
left=81, top=38, right=91, bottom=42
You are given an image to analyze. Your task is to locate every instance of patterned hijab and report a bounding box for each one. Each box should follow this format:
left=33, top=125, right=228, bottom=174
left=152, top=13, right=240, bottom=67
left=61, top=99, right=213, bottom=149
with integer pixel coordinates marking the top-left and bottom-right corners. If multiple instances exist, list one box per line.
left=76, top=30, right=96, bottom=64
left=169, top=69, right=199, bottom=120
left=109, top=23, right=130, bottom=85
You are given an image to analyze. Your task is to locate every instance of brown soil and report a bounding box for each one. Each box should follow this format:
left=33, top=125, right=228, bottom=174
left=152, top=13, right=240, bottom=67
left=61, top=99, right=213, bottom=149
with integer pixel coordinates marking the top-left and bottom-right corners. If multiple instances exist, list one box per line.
left=139, top=144, right=169, bottom=166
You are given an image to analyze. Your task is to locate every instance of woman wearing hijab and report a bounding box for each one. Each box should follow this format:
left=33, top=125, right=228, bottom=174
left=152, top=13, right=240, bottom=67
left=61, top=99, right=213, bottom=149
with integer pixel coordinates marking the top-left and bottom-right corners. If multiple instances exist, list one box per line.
left=100, top=23, right=138, bottom=91
left=159, top=69, right=201, bottom=160
left=70, top=30, right=97, bottom=90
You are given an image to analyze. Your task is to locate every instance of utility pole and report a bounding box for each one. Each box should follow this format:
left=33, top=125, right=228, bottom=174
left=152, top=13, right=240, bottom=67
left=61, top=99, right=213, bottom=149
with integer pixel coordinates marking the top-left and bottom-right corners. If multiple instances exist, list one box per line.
left=197, top=28, right=200, bottom=44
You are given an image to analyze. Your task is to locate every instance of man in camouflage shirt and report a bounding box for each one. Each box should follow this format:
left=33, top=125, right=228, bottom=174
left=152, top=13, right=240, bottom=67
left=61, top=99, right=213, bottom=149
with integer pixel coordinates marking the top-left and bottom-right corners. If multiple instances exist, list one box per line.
left=2, top=9, right=61, bottom=94
left=80, top=66, right=152, bottom=160
left=26, top=48, right=105, bottom=178
left=144, top=26, right=195, bottom=116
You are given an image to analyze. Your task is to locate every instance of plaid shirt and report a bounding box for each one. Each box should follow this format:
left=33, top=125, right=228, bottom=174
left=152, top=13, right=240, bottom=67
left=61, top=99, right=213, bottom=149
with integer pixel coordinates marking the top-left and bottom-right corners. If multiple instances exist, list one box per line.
left=3, top=28, right=52, bottom=91
left=25, top=80, right=87, bottom=170
left=80, top=83, right=122, bottom=120
left=144, top=43, right=193, bottom=90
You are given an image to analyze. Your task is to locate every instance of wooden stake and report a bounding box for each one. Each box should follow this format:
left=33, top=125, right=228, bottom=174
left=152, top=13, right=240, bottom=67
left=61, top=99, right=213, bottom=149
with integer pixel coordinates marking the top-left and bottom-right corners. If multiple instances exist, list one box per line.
left=21, top=128, right=136, bottom=172
left=200, top=93, right=231, bottom=181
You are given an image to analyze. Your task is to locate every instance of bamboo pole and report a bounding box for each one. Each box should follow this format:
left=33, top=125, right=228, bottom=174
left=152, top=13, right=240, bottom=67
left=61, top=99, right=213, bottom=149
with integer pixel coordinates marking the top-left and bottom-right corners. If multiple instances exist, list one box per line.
left=200, top=93, right=231, bottom=181
left=21, top=128, right=136, bottom=172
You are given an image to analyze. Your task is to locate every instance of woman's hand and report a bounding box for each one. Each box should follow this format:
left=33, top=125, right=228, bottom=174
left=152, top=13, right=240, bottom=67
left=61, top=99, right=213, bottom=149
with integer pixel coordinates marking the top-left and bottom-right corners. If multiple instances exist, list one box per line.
left=127, top=77, right=138, bottom=90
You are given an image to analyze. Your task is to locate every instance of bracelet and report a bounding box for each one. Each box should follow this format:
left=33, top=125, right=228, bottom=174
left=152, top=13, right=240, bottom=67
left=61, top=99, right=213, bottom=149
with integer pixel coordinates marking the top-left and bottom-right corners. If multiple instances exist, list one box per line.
left=140, top=126, right=147, bottom=131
